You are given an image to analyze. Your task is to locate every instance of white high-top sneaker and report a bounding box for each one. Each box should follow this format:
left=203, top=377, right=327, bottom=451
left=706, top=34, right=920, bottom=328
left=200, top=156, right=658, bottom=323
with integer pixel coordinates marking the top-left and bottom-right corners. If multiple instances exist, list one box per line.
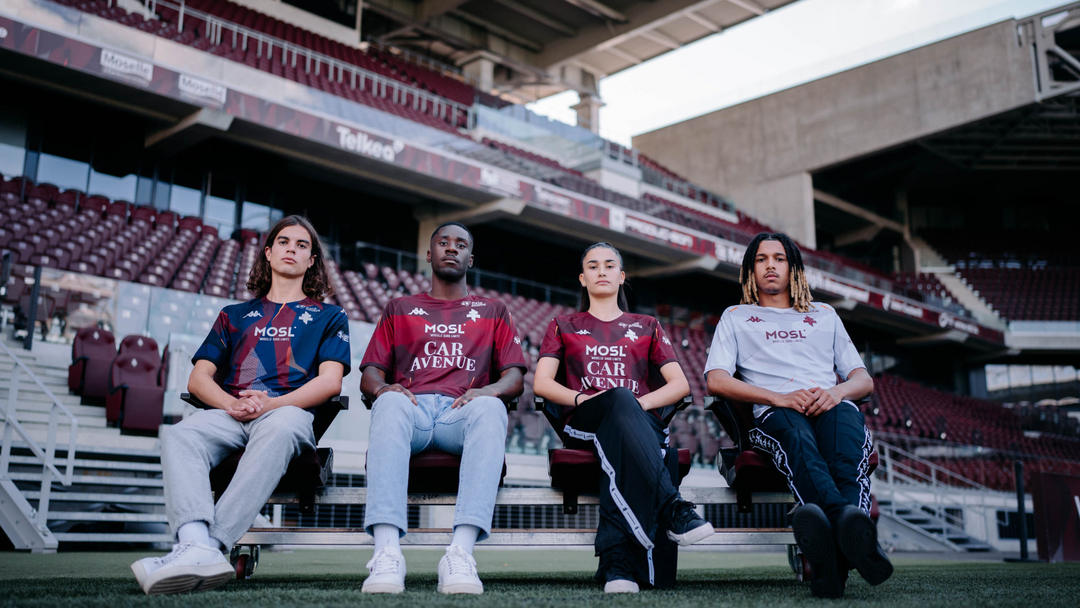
left=604, top=579, right=640, bottom=594
left=130, top=542, right=234, bottom=595
left=437, top=545, right=483, bottom=595
left=362, top=547, right=407, bottom=593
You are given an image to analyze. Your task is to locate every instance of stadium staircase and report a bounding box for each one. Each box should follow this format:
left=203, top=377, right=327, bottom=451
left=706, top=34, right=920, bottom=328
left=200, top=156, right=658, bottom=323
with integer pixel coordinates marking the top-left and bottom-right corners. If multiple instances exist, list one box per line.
left=907, top=237, right=1005, bottom=329
left=873, top=441, right=997, bottom=552
left=0, top=334, right=171, bottom=549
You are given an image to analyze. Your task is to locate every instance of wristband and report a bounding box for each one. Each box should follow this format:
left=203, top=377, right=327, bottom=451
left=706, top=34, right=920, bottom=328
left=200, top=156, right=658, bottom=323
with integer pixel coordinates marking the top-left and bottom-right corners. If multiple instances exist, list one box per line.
left=575, top=392, right=584, bottom=406
left=374, top=384, right=391, bottom=398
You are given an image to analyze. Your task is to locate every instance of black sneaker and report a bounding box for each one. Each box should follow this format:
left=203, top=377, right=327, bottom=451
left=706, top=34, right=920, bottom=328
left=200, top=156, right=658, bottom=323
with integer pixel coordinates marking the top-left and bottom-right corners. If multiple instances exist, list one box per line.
left=597, top=542, right=637, bottom=588
left=664, top=500, right=715, bottom=546
left=836, top=505, right=893, bottom=586
left=792, top=504, right=844, bottom=599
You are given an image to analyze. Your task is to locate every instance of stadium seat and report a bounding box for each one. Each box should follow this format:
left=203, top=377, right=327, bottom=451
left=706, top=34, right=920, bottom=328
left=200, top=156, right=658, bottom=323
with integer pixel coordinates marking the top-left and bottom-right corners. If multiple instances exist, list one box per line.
left=538, top=396, right=693, bottom=514
left=707, top=396, right=879, bottom=513
left=183, top=392, right=348, bottom=515
left=68, top=326, right=117, bottom=401
left=106, top=353, right=165, bottom=434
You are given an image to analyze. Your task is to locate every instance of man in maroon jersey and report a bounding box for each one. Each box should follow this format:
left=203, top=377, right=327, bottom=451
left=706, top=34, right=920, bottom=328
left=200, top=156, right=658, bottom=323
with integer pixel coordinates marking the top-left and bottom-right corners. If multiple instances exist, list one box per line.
left=359, top=222, right=526, bottom=595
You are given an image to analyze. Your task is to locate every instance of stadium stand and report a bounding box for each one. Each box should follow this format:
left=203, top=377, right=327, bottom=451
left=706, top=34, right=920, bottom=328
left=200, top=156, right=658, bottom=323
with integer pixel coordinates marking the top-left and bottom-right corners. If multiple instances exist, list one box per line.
left=50, top=0, right=473, bottom=133
left=924, top=231, right=1079, bottom=321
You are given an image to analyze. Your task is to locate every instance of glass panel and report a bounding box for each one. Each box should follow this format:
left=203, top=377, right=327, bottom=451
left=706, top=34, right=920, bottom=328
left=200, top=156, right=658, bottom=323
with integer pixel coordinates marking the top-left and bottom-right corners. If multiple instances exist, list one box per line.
left=170, top=184, right=201, bottom=217
left=204, top=194, right=236, bottom=236
left=240, top=201, right=273, bottom=232
left=88, top=168, right=138, bottom=202
left=0, top=106, right=28, bottom=178
left=36, top=153, right=89, bottom=192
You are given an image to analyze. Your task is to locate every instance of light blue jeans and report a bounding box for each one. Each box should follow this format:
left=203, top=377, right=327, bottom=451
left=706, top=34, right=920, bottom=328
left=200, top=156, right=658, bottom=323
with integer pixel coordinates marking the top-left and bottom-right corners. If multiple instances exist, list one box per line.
left=363, top=391, right=508, bottom=541
left=161, top=406, right=316, bottom=548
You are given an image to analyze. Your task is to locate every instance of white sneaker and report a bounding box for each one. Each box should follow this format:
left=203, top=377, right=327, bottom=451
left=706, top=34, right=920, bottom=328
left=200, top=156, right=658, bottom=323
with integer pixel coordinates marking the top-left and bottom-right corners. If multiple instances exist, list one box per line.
left=362, top=547, right=406, bottom=594
left=604, top=579, right=640, bottom=594
left=437, top=545, right=483, bottom=595
left=130, top=542, right=233, bottom=595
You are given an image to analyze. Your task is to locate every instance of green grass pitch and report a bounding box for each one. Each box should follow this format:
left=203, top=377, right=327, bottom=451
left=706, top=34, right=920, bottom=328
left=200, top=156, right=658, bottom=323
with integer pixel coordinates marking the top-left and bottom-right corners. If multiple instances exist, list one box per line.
left=1, top=549, right=1077, bottom=607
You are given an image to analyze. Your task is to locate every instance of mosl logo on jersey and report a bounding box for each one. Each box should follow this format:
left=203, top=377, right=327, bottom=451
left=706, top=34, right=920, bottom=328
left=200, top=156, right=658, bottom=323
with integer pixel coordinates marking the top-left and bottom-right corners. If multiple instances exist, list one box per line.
left=255, top=326, right=295, bottom=338
left=426, top=323, right=465, bottom=335
left=765, top=329, right=806, bottom=341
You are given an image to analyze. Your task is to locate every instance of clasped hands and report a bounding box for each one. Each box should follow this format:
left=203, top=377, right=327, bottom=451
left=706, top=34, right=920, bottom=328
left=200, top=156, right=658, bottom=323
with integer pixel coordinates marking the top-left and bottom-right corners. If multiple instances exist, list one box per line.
left=772, top=386, right=844, bottom=417
left=227, top=389, right=273, bottom=421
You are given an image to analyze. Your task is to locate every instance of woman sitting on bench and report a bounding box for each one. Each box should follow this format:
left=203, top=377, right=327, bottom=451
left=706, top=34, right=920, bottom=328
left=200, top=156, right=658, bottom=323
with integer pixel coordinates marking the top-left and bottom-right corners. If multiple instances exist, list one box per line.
left=130, top=216, right=351, bottom=595
left=532, top=242, right=714, bottom=594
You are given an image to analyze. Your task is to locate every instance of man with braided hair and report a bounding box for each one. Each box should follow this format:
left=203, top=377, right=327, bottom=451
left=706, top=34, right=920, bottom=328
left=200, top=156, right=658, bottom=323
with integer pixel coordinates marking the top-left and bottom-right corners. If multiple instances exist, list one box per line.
left=705, top=232, right=892, bottom=599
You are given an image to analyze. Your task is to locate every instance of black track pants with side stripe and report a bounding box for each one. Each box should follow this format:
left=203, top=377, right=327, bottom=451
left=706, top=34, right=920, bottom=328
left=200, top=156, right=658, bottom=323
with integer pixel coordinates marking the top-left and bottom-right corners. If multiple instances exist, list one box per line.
left=562, top=386, right=681, bottom=588
left=750, top=402, right=874, bottom=526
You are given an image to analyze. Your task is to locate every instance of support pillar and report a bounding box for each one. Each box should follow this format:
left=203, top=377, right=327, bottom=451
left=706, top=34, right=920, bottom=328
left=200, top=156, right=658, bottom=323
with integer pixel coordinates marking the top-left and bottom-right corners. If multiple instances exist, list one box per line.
left=458, top=51, right=499, bottom=92
left=571, top=93, right=605, bottom=134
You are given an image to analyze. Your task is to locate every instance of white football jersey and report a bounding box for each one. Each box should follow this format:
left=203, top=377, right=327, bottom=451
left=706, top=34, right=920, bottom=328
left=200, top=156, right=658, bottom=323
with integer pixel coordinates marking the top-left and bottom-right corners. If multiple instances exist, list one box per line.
left=704, top=302, right=866, bottom=417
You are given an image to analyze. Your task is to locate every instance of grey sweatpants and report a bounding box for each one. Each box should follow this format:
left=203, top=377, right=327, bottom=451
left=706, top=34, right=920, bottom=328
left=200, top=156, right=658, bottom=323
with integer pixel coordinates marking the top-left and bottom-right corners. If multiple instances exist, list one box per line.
left=161, top=406, right=316, bottom=548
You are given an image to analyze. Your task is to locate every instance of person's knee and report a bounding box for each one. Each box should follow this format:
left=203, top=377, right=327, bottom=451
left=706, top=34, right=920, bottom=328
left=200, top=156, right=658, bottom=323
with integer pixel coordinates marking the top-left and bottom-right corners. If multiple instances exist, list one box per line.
left=466, top=396, right=508, bottom=428
left=259, top=406, right=315, bottom=445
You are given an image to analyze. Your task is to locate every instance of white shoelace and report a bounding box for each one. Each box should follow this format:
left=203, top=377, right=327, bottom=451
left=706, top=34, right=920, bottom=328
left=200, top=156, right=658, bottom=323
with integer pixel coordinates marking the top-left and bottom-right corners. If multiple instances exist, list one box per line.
left=150, top=542, right=193, bottom=567
left=443, top=547, right=476, bottom=576
left=367, top=548, right=403, bottom=574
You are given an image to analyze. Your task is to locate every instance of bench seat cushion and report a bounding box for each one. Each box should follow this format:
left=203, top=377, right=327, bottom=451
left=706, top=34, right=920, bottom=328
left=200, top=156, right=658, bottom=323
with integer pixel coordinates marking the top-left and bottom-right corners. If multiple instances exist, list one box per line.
left=549, top=448, right=691, bottom=493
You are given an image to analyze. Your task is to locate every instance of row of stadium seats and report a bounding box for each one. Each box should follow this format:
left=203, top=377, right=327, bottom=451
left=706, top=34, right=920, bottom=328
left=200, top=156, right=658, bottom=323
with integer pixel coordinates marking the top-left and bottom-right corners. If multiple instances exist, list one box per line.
left=0, top=176, right=263, bottom=301
left=908, top=455, right=1080, bottom=493
left=923, top=231, right=1079, bottom=321
left=67, top=328, right=165, bottom=434
left=51, top=0, right=471, bottom=134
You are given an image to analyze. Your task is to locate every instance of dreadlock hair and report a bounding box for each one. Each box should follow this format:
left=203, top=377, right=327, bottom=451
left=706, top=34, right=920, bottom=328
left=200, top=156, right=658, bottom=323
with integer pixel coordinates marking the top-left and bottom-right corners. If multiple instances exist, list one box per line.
left=579, top=242, right=630, bottom=313
left=247, top=215, right=333, bottom=302
left=739, top=232, right=813, bottom=313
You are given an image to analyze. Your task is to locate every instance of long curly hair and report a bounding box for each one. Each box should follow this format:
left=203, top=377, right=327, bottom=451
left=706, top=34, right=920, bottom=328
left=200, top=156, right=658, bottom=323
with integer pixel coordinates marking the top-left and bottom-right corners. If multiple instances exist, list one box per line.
left=246, top=215, right=334, bottom=302
left=739, top=232, right=813, bottom=313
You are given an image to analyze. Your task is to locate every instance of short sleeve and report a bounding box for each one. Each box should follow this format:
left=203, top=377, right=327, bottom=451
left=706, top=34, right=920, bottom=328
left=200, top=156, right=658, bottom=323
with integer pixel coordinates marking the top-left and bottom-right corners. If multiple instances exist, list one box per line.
left=831, top=312, right=865, bottom=379
left=649, top=319, right=678, bottom=368
left=702, top=311, right=739, bottom=380
left=360, top=301, right=395, bottom=374
left=537, top=318, right=564, bottom=361
left=492, top=303, right=527, bottom=372
left=192, top=309, right=232, bottom=369
left=316, top=308, right=352, bottom=376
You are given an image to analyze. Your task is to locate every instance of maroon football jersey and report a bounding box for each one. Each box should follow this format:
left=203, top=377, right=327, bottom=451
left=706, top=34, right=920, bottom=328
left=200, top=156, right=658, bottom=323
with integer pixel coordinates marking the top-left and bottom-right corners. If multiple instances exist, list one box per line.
left=539, top=312, right=678, bottom=399
left=360, top=293, right=527, bottom=398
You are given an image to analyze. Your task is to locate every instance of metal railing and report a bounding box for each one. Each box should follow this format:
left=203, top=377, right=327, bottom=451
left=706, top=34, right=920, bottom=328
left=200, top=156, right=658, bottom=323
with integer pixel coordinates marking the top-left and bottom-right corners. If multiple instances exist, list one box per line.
left=597, top=140, right=736, bottom=213
left=0, top=340, right=78, bottom=530
left=140, top=0, right=474, bottom=129
left=874, top=440, right=996, bottom=547
left=364, top=37, right=478, bottom=90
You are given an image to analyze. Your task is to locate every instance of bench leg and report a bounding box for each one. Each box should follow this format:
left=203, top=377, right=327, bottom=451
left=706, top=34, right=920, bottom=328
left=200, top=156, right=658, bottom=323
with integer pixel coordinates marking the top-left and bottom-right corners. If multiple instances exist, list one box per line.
left=299, top=486, right=317, bottom=515
left=562, top=491, right=579, bottom=515
left=736, top=484, right=753, bottom=514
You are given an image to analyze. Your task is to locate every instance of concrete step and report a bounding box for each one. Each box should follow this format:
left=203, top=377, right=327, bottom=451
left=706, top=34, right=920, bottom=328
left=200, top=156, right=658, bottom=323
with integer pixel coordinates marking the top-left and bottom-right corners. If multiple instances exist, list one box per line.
left=19, top=426, right=161, bottom=451
left=25, top=491, right=166, bottom=505
left=48, top=511, right=168, bottom=523
left=6, top=411, right=108, bottom=427
left=54, top=533, right=173, bottom=543
left=14, top=402, right=108, bottom=419
left=0, top=384, right=81, bottom=401
left=8, top=441, right=161, bottom=460
left=0, top=363, right=69, bottom=377
left=6, top=455, right=161, bottom=472
left=10, top=472, right=163, bottom=487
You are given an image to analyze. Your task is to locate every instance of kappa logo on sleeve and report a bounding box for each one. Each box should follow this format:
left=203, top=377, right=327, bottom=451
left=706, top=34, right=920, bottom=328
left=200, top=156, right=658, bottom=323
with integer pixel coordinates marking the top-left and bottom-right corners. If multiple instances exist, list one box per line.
left=576, top=329, right=591, bottom=335
left=514, top=337, right=521, bottom=345
left=336, top=330, right=350, bottom=343
left=409, top=308, right=429, bottom=316
left=662, top=336, right=671, bottom=345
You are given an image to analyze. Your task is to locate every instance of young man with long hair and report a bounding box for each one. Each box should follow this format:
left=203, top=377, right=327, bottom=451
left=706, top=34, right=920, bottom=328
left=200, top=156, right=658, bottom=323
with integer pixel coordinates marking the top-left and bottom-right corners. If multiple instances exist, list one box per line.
left=533, top=242, right=713, bottom=594
left=131, top=216, right=351, bottom=595
left=359, top=222, right=525, bottom=595
left=705, top=232, right=891, bottom=599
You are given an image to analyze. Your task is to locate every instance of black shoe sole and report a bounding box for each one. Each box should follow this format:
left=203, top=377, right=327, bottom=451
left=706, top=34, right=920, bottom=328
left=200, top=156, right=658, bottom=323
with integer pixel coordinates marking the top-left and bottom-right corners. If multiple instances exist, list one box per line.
left=793, top=505, right=844, bottom=599
left=836, top=507, right=893, bottom=586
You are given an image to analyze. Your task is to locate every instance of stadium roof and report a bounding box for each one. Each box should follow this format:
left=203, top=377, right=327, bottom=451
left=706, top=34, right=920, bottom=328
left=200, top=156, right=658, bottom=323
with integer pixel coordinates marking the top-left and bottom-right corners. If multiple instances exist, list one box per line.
left=362, top=0, right=801, bottom=102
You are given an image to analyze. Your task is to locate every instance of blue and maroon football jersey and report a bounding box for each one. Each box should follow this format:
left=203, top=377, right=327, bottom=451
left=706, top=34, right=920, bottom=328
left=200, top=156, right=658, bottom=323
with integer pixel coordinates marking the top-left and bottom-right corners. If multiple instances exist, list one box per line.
left=193, top=297, right=352, bottom=398
left=539, top=312, right=678, bottom=399
left=360, top=293, right=527, bottom=398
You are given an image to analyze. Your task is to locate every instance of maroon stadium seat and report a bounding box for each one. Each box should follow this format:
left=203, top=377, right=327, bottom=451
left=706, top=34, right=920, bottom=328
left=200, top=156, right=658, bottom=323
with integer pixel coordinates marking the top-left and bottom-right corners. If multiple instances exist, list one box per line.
left=106, top=353, right=164, bottom=434
left=68, top=326, right=117, bottom=400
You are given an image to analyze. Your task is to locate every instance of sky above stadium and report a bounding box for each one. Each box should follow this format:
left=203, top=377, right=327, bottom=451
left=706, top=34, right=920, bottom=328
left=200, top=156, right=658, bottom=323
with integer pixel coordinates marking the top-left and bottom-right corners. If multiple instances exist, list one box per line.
left=528, top=0, right=1070, bottom=147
